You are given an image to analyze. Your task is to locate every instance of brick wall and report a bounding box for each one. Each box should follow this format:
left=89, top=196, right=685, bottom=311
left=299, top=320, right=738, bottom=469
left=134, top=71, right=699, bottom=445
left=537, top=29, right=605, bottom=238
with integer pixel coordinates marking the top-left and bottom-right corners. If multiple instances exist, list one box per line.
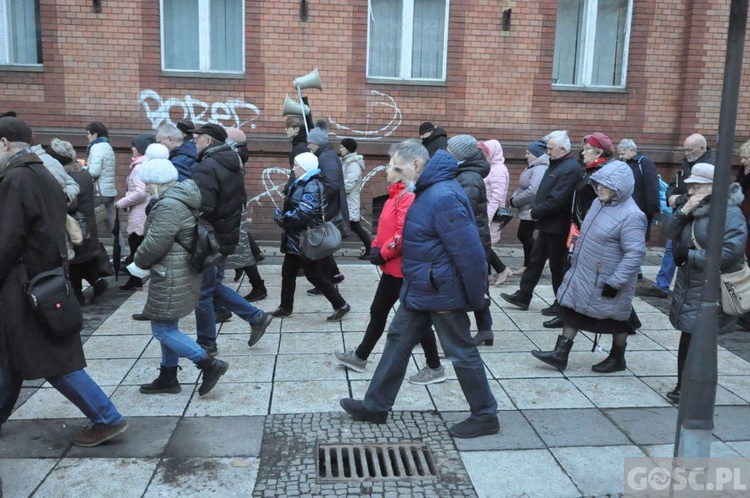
left=2, top=0, right=747, bottom=241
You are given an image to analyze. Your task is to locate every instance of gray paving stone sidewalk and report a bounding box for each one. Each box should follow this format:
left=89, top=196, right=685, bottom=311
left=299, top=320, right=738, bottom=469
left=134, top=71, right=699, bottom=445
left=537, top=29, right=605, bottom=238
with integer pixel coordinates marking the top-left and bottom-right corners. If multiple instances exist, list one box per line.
left=1, top=246, right=750, bottom=497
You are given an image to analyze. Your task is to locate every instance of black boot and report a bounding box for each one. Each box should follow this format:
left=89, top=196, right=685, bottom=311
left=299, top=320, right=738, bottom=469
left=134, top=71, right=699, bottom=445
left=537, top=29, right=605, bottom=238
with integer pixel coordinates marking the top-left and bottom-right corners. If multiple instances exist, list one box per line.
left=531, top=335, right=574, bottom=371
left=243, top=265, right=267, bottom=302
left=119, top=275, right=143, bottom=291
left=233, top=269, right=243, bottom=282
left=139, top=366, right=181, bottom=394
left=196, top=357, right=229, bottom=396
left=472, top=330, right=494, bottom=346
left=592, top=344, right=627, bottom=373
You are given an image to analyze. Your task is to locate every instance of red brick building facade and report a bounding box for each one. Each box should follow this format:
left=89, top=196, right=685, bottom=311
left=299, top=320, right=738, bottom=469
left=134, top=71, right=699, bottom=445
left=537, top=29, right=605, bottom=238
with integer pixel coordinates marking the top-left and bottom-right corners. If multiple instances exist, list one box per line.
left=1, top=0, right=747, bottom=240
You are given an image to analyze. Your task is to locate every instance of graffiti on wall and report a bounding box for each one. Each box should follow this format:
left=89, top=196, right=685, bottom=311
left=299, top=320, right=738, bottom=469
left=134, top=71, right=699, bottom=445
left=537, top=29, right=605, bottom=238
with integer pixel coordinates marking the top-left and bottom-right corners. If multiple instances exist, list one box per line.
left=138, top=90, right=261, bottom=130
left=138, top=89, right=402, bottom=140
left=249, top=164, right=388, bottom=227
left=328, top=90, right=402, bottom=140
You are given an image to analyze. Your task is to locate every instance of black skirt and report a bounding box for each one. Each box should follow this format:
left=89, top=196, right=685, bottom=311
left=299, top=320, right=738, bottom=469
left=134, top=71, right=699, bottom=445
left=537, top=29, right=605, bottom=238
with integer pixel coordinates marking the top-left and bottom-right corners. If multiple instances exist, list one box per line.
left=560, top=306, right=641, bottom=335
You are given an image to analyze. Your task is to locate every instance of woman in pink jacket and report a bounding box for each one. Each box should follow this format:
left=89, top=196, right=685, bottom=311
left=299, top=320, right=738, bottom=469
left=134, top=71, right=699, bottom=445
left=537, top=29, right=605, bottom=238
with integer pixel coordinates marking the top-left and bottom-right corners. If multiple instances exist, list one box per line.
left=333, top=141, right=444, bottom=385
left=115, top=135, right=155, bottom=290
left=479, top=139, right=512, bottom=285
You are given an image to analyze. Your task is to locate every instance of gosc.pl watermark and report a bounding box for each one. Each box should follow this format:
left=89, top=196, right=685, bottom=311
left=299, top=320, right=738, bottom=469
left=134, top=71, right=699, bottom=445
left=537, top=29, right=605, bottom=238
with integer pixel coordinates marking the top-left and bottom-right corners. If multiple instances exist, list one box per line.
left=624, top=457, right=749, bottom=497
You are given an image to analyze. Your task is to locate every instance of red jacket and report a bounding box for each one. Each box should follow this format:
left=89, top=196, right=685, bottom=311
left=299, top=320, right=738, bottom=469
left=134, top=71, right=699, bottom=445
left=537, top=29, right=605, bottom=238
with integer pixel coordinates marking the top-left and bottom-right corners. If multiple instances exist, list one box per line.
left=372, top=182, right=413, bottom=278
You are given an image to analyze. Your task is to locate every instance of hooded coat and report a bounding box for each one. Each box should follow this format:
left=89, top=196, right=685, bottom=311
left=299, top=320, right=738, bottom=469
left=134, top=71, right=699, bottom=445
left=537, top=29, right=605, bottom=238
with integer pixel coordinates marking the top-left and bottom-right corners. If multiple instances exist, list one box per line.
left=115, top=155, right=149, bottom=236
left=0, top=151, right=86, bottom=380
left=479, top=140, right=510, bottom=244
left=64, top=161, right=101, bottom=264
left=455, top=150, right=492, bottom=252
left=191, top=142, right=247, bottom=255
left=170, top=140, right=198, bottom=181
left=511, top=154, right=549, bottom=221
left=400, top=150, right=488, bottom=312
left=134, top=180, right=203, bottom=320
left=666, top=183, right=747, bottom=335
left=557, top=161, right=647, bottom=321
left=422, top=127, right=448, bottom=158
left=342, top=152, right=365, bottom=221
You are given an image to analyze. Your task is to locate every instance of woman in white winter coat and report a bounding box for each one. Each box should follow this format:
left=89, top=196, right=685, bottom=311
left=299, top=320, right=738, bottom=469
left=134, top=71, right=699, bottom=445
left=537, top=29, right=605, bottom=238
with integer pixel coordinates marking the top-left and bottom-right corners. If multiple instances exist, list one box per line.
left=339, top=138, right=372, bottom=258
left=478, top=139, right=512, bottom=285
left=84, top=122, right=117, bottom=233
left=509, top=140, right=549, bottom=267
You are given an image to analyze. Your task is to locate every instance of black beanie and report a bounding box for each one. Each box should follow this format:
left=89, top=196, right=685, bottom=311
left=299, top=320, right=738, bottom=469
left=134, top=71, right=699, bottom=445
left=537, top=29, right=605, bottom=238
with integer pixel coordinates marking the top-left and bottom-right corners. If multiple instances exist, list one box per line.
left=419, top=122, right=435, bottom=135
left=341, top=138, right=357, bottom=153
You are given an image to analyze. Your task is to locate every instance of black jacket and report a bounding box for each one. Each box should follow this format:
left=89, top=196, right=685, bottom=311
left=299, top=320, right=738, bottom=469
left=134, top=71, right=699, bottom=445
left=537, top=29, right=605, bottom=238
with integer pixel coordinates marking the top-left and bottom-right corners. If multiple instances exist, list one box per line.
left=455, top=150, right=491, bottom=252
left=626, top=153, right=661, bottom=217
left=278, top=172, right=325, bottom=256
left=531, top=153, right=583, bottom=234
left=667, top=148, right=715, bottom=209
left=289, top=130, right=309, bottom=167
left=422, top=127, right=448, bottom=158
left=192, top=143, right=247, bottom=255
left=314, top=143, right=349, bottom=222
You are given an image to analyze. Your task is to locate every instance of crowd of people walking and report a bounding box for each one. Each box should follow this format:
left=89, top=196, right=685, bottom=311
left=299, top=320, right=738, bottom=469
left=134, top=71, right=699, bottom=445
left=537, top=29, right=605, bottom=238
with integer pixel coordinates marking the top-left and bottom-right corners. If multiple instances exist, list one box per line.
left=1, top=110, right=748, bottom=449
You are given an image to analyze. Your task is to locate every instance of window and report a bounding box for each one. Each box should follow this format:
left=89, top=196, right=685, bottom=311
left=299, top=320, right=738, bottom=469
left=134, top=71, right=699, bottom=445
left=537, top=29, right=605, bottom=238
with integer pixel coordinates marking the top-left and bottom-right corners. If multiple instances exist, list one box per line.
left=161, top=0, right=244, bottom=73
left=552, top=0, right=632, bottom=89
left=0, top=0, right=42, bottom=65
left=367, top=0, right=449, bottom=82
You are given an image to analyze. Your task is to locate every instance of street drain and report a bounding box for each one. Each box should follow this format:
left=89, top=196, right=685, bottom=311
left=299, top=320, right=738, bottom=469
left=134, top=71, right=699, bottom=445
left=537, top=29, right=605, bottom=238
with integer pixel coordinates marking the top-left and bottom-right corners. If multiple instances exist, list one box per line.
left=317, top=443, right=438, bottom=482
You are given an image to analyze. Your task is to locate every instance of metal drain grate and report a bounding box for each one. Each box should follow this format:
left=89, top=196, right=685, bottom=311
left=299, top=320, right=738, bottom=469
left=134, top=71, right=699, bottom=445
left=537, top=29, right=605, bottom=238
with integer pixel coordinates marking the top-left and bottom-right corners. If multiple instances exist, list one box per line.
left=317, top=443, right=438, bottom=482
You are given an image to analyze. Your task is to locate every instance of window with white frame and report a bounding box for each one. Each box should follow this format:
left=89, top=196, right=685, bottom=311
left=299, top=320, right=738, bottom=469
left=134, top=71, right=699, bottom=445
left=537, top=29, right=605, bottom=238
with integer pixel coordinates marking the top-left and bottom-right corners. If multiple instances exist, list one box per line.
left=367, top=0, right=449, bottom=82
left=161, top=0, right=244, bottom=73
left=0, top=0, right=42, bottom=65
left=552, top=0, right=632, bottom=88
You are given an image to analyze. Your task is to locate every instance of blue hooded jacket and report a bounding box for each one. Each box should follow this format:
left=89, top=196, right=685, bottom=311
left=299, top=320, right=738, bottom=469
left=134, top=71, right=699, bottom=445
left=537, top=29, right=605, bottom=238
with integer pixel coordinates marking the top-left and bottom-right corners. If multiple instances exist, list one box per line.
left=400, top=150, right=488, bottom=311
left=171, top=140, right=198, bottom=182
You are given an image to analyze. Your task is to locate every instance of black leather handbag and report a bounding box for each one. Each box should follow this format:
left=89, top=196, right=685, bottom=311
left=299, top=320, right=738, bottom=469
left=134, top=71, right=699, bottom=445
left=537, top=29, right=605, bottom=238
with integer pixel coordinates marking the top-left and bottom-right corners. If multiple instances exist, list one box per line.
left=493, top=206, right=514, bottom=228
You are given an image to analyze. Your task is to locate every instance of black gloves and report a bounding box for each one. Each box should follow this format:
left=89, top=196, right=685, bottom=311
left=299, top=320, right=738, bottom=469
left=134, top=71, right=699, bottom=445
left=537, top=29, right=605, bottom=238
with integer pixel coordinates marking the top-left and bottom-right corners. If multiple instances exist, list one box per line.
left=369, top=247, right=386, bottom=266
left=602, top=284, right=618, bottom=298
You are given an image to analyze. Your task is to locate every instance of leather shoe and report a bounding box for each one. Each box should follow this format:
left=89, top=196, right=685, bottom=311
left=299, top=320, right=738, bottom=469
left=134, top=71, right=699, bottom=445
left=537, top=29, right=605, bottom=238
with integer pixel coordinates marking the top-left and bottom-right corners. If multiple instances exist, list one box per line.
left=448, top=416, right=500, bottom=438
left=500, top=291, right=529, bottom=311
left=638, top=284, right=668, bottom=298
left=271, top=307, right=292, bottom=317
left=340, top=398, right=388, bottom=424
left=541, top=301, right=562, bottom=316
left=327, top=303, right=351, bottom=322
left=132, top=313, right=149, bottom=321
left=543, top=316, right=564, bottom=328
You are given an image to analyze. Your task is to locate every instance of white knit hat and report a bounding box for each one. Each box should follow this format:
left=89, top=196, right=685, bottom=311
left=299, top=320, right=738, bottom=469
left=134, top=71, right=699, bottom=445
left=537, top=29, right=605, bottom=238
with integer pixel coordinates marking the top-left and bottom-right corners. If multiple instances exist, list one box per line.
left=294, top=152, right=319, bottom=172
left=145, top=143, right=169, bottom=160
left=140, top=157, right=178, bottom=184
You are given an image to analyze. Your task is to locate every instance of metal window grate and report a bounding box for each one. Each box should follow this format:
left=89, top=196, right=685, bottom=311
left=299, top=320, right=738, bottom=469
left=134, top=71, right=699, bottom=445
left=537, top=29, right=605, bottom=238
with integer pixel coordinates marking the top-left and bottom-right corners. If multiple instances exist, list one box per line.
left=317, top=443, right=438, bottom=482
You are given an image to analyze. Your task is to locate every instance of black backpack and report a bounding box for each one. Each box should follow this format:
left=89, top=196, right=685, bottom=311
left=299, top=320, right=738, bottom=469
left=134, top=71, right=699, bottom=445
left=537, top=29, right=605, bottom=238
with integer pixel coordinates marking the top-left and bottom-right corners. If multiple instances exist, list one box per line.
left=178, top=206, right=222, bottom=273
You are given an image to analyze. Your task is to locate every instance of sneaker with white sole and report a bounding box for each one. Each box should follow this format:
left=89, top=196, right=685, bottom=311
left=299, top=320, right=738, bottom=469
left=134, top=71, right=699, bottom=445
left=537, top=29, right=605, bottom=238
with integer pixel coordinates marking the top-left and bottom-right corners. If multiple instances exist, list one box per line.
left=334, top=350, right=367, bottom=372
left=408, top=365, right=446, bottom=385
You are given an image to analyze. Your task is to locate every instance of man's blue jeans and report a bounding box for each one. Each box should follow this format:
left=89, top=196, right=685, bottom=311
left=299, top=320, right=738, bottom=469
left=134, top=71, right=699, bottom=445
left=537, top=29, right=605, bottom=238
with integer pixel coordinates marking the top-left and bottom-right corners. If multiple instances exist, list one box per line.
left=0, top=367, right=123, bottom=426
left=364, top=306, right=498, bottom=419
left=655, top=240, right=676, bottom=292
left=196, top=261, right=265, bottom=348
left=152, top=320, right=208, bottom=367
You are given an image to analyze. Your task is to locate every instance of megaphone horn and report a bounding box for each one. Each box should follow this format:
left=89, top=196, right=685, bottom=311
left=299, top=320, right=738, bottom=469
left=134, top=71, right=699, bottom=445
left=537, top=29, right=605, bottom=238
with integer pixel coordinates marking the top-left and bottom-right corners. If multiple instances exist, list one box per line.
left=282, top=95, right=310, bottom=116
left=293, top=68, right=323, bottom=91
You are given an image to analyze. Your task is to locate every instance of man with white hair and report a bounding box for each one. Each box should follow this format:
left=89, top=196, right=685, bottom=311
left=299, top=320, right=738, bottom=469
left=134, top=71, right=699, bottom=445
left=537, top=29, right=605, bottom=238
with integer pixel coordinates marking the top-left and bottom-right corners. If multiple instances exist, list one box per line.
left=617, top=139, right=661, bottom=241
left=501, top=130, right=582, bottom=314
left=155, top=123, right=198, bottom=181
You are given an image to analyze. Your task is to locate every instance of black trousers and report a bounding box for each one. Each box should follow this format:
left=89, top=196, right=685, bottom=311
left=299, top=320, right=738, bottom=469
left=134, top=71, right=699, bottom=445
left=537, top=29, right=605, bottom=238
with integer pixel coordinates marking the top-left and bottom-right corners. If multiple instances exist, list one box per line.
left=518, top=231, right=568, bottom=301
left=350, top=221, right=372, bottom=252
left=676, top=332, right=692, bottom=389
left=516, top=220, right=536, bottom=267
left=355, top=273, right=441, bottom=369
left=319, top=255, right=340, bottom=281
left=280, top=253, right=346, bottom=311
left=488, top=250, right=507, bottom=274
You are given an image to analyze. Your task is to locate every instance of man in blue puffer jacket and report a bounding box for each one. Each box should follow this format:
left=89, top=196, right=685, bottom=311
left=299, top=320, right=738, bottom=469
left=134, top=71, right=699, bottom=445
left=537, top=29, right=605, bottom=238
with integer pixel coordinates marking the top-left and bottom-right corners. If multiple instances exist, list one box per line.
left=340, top=143, right=499, bottom=439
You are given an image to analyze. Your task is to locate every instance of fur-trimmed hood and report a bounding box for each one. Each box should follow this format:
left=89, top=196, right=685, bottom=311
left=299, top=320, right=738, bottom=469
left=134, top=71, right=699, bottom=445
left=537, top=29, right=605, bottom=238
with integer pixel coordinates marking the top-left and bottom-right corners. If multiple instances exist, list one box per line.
left=692, top=182, right=744, bottom=218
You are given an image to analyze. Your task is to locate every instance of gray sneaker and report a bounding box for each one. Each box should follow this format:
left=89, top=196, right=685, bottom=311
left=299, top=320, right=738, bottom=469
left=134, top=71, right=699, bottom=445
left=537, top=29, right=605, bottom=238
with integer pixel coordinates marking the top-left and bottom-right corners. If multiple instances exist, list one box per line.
left=408, top=365, right=447, bottom=385
left=334, top=350, right=367, bottom=372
